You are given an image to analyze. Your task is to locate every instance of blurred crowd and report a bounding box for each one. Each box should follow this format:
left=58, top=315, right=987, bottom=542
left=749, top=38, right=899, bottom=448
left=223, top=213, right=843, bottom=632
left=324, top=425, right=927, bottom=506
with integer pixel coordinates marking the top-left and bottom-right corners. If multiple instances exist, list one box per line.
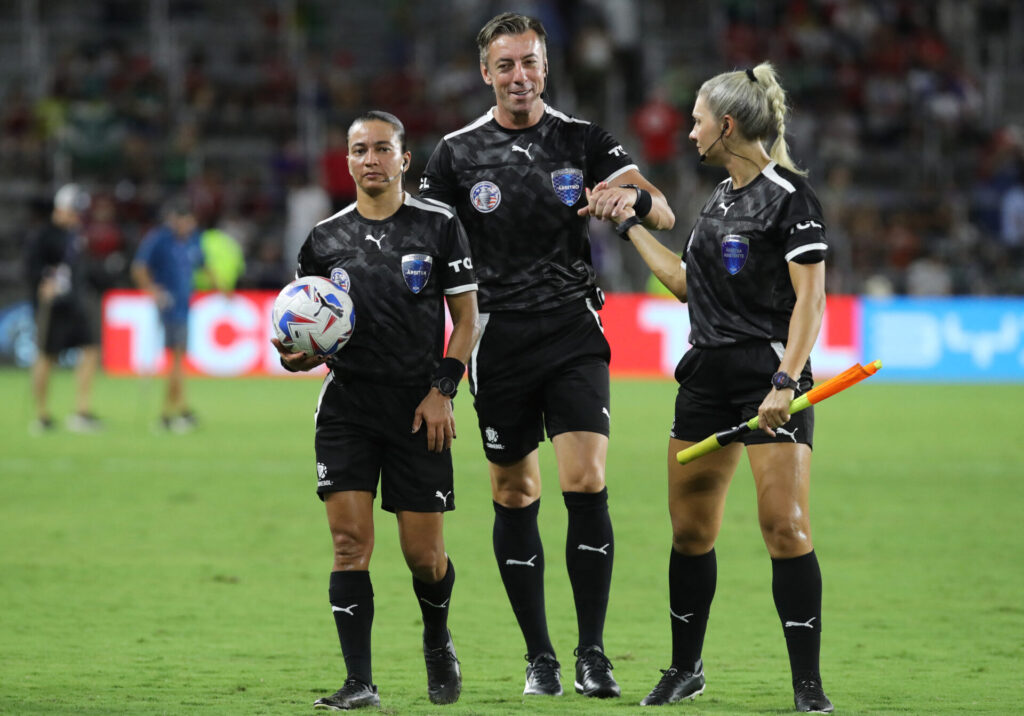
left=1, top=0, right=1022, bottom=302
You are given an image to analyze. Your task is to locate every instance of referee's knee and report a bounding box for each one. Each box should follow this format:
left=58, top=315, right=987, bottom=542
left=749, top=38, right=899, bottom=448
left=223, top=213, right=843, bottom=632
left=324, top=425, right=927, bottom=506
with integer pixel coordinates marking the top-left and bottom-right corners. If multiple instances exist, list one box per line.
left=331, top=532, right=372, bottom=571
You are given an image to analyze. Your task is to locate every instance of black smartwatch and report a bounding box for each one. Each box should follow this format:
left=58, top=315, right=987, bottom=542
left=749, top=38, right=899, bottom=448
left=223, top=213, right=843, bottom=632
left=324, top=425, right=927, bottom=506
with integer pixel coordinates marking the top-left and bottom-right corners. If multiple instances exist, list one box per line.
left=431, top=375, right=458, bottom=398
left=615, top=215, right=643, bottom=240
left=771, top=370, right=800, bottom=392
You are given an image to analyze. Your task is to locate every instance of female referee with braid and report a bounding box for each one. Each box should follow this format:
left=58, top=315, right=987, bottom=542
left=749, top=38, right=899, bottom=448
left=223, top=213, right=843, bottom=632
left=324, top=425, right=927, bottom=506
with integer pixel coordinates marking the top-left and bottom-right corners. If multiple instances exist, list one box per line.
left=585, top=62, right=833, bottom=713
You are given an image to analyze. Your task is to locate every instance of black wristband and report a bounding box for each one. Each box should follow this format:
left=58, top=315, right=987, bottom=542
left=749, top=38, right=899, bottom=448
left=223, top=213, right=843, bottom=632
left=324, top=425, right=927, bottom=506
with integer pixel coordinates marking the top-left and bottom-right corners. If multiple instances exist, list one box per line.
left=619, top=184, right=653, bottom=218
left=633, top=188, right=653, bottom=218
left=615, top=215, right=643, bottom=240
left=432, top=357, right=464, bottom=384
left=431, top=356, right=465, bottom=398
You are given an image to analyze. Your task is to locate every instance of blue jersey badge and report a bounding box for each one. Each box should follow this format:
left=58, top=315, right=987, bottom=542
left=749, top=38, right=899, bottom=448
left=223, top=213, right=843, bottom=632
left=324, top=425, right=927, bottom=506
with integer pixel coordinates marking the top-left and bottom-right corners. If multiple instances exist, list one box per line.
left=721, top=235, right=750, bottom=275
left=551, top=168, right=584, bottom=206
left=401, top=254, right=433, bottom=294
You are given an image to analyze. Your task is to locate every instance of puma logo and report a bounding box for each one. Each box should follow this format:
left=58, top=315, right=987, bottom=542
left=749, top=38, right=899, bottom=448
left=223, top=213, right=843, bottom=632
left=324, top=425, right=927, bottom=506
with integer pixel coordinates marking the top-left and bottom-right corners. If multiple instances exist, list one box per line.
left=419, top=597, right=449, bottom=609
left=364, top=233, right=385, bottom=249
left=512, top=143, right=534, bottom=160
left=331, top=604, right=358, bottom=616
left=577, top=543, right=610, bottom=555
left=785, top=617, right=816, bottom=629
left=719, top=201, right=735, bottom=216
left=775, top=426, right=799, bottom=443
left=505, top=554, right=537, bottom=567
left=435, top=490, right=452, bottom=506
left=670, top=609, right=694, bottom=623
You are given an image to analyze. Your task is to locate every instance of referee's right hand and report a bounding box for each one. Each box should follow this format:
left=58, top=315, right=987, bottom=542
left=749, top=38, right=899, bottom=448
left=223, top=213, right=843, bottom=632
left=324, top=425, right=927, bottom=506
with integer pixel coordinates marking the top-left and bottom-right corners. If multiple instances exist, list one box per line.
left=271, top=338, right=327, bottom=372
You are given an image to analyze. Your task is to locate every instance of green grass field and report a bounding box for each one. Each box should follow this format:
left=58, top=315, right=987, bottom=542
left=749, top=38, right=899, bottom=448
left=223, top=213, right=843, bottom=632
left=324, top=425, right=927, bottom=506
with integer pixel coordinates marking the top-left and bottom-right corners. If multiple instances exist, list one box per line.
left=1, top=369, right=1022, bottom=715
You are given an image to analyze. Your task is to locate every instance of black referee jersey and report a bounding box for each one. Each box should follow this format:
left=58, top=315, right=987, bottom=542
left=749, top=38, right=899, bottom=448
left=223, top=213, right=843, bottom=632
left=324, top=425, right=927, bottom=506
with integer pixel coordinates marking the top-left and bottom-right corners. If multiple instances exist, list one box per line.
left=296, top=193, right=477, bottom=386
left=420, top=105, right=637, bottom=313
left=683, top=161, right=828, bottom=348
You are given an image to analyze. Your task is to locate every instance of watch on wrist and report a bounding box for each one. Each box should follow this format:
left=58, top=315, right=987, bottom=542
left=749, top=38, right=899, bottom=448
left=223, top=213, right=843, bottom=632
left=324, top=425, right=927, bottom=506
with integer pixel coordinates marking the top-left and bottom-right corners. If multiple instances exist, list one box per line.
left=431, top=375, right=458, bottom=398
left=771, top=370, right=799, bottom=392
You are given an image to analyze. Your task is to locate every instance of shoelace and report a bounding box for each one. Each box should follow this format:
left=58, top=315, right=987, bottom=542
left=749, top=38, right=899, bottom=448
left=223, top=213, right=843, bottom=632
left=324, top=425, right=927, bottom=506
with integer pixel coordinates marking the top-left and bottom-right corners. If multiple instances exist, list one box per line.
left=425, top=644, right=458, bottom=667
left=647, top=667, right=686, bottom=698
left=528, top=656, right=560, bottom=685
left=577, top=648, right=614, bottom=673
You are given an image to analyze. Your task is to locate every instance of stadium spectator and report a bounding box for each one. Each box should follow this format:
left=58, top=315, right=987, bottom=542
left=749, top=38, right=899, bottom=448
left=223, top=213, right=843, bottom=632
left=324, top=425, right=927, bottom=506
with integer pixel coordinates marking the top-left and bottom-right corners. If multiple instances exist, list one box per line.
left=130, top=197, right=211, bottom=432
left=420, top=11, right=675, bottom=699
left=592, top=62, right=834, bottom=712
left=273, top=110, right=479, bottom=710
left=25, top=183, right=103, bottom=434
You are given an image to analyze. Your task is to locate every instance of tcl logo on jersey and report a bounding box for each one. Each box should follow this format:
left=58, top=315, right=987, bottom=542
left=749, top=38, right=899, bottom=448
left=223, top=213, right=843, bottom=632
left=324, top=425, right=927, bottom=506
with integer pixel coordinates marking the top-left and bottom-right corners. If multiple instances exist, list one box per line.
left=447, top=257, right=473, bottom=273
left=608, top=145, right=626, bottom=157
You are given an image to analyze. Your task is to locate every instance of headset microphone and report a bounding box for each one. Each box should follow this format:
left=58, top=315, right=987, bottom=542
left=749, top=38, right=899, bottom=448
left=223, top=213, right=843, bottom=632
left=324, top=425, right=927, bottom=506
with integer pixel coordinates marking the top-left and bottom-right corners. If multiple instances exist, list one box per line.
left=699, top=128, right=726, bottom=164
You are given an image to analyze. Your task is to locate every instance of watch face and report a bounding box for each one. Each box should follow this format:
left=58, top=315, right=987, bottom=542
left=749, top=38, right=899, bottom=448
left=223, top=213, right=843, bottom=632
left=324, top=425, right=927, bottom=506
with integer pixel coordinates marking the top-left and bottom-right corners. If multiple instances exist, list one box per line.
left=436, top=377, right=457, bottom=396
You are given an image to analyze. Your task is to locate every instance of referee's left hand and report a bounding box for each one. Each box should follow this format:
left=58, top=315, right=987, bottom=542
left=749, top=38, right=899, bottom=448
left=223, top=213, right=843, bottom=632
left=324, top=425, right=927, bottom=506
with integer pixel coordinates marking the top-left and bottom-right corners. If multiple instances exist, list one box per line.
left=412, top=390, right=456, bottom=453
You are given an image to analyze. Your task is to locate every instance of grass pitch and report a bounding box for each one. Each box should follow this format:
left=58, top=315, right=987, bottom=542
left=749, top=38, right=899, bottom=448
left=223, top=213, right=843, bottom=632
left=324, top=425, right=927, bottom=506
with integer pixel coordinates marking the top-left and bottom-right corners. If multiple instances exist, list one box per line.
left=1, top=369, right=1022, bottom=714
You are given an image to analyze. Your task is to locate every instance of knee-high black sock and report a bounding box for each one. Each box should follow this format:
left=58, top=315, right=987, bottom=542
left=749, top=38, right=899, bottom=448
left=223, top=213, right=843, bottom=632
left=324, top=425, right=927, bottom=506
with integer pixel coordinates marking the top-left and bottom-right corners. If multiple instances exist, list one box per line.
left=329, top=570, right=374, bottom=685
left=564, top=488, right=614, bottom=650
left=493, top=500, right=554, bottom=658
left=771, top=551, right=822, bottom=682
left=669, top=548, right=717, bottom=670
left=413, top=556, right=455, bottom=649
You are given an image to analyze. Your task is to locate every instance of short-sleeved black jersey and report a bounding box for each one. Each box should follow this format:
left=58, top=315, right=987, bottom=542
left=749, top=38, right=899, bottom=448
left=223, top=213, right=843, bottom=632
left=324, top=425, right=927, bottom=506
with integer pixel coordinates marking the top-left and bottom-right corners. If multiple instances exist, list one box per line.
left=25, top=222, right=85, bottom=308
left=297, top=193, right=477, bottom=386
left=683, top=161, right=828, bottom=348
left=419, top=105, right=636, bottom=312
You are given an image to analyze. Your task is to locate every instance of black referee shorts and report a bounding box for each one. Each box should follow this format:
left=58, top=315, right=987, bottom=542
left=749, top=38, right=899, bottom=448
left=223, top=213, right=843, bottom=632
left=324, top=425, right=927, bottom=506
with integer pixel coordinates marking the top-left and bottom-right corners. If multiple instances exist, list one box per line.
left=37, top=298, right=95, bottom=356
left=468, top=298, right=611, bottom=464
left=671, top=341, right=815, bottom=448
left=314, top=376, right=455, bottom=513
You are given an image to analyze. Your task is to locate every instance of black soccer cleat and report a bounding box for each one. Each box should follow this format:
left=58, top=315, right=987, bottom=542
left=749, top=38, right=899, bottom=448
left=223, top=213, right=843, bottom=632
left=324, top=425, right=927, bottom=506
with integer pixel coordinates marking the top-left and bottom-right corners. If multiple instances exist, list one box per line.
left=313, top=677, right=380, bottom=710
left=640, top=659, right=705, bottom=706
left=523, top=652, right=563, bottom=696
left=794, top=676, right=834, bottom=713
left=573, top=645, right=620, bottom=698
left=424, top=630, right=461, bottom=704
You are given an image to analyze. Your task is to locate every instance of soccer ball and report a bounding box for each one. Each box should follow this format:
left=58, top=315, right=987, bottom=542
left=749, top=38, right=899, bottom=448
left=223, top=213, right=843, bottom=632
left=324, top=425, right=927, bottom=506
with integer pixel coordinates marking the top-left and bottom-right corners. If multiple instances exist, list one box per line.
left=272, top=276, right=355, bottom=356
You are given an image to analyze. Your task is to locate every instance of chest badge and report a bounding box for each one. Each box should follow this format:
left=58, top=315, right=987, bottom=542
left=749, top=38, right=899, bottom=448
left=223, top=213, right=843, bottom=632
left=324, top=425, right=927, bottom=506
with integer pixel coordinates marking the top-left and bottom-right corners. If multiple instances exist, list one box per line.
left=401, top=254, right=433, bottom=294
left=470, top=181, right=501, bottom=213
left=551, top=168, right=584, bottom=206
left=721, top=235, right=750, bottom=275
left=330, top=267, right=351, bottom=292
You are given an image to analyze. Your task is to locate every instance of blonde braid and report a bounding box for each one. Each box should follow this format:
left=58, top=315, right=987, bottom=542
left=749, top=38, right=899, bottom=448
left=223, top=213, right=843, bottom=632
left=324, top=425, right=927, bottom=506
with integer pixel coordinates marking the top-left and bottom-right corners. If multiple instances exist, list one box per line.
left=755, top=63, right=806, bottom=176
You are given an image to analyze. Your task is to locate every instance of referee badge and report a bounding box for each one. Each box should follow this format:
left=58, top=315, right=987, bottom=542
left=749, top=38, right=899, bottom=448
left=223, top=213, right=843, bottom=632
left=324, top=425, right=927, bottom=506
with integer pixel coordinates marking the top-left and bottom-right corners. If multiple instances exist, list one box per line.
left=329, top=267, right=351, bottom=292
left=470, top=181, right=501, bottom=213
left=721, top=234, right=750, bottom=275
left=551, top=168, right=584, bottom=206
left=401, top=253, right=433, bottom=294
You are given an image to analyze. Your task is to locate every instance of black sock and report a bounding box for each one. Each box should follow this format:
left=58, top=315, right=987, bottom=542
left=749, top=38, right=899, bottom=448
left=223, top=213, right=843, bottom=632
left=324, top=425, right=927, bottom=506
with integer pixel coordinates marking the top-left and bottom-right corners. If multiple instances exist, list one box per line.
left=493, top=500, right=554, bottom=658
left=771, top=551, right=822, bottom=682
left=669, top=547, right=717, bottom=670
left=413, top=556, right=455, bottom=649
left=329, top=570, right=374, bottom=685
left=564, top=488, right=613, bottom=650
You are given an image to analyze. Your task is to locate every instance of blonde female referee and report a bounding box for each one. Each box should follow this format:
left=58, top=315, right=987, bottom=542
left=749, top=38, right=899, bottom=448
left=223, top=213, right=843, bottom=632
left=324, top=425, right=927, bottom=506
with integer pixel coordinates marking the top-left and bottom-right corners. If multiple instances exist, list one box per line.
left=584, top=62, right=833, bottom=713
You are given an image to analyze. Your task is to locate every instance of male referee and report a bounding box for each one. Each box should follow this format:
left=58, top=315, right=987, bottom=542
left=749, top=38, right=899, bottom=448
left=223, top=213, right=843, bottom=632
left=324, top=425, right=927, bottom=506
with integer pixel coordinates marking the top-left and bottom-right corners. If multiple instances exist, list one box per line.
left=420, top=11, right=675, bottom=698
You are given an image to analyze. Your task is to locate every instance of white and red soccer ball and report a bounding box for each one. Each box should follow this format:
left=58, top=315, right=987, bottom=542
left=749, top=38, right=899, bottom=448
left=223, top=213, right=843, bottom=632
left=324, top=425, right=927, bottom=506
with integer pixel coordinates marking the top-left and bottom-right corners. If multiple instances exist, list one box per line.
left=272, top=276, right=355, bottom=357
